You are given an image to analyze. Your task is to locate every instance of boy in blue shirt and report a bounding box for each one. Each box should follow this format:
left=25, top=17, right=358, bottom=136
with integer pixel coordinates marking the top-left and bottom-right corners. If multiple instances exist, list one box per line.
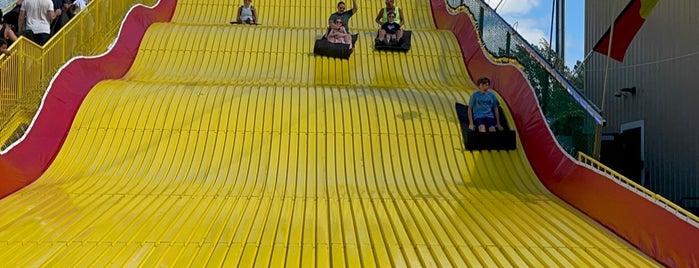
left=468, top=77, right=504, bottom=132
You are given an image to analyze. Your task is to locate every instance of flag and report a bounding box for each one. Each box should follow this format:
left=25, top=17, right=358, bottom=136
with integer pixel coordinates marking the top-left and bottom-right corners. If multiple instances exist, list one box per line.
left=593, top=0, right=659, bottom=62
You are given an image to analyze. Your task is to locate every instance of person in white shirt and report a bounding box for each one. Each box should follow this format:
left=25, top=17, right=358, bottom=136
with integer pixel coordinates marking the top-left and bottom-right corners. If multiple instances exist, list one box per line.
left=18, top=0, right=55, bottom=45
left=235, top=0, right=257, bottom=24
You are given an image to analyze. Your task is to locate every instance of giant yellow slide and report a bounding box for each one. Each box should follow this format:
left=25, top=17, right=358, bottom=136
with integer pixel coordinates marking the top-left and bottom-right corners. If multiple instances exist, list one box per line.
left=0, top=0, right=669, bottom=266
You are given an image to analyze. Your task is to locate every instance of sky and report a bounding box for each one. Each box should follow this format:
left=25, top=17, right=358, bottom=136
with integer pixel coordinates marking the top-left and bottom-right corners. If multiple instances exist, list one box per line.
left=483, top=0, right=585, bottom=69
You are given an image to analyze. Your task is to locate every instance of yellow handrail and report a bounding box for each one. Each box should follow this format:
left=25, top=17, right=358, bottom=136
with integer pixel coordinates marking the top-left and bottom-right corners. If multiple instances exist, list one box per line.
left=0, top=0, right=157, bottom=150
left=578, top=152, right=699, bottom=224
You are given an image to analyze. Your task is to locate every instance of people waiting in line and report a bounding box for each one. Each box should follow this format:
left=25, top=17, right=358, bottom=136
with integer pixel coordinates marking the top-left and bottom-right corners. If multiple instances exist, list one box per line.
left=52, top=0, right=80, bottom=35
left=0, top=38, right=9, bottom=55
left=5, top=0, right=85, bottom=47
left=50, top=0, right=64, bottom=35
left=234, top=0, right=258, bottom=24
left=18, top=0, right=56, bottom=46
left=328, top=0, right=358, bottom=34
left=468, top=77, right=504, bottom=132
left=0, top=19, right=19, bottom=46
left=326, top=19, right=353, bottom=49
left=375, top=0, right=404, bottom=43
left=3, top=1, right=22, bottom=32
left=71, top=0, right=86, bottom=13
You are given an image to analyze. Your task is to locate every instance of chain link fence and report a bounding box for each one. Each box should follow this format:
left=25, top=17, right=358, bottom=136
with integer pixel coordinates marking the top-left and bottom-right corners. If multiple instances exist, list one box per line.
left=447, top=0, right=603, bottom=156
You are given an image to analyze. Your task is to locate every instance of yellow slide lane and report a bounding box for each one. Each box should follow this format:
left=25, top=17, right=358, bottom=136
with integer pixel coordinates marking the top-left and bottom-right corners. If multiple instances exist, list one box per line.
left=0, top=0, right=658, bottom=266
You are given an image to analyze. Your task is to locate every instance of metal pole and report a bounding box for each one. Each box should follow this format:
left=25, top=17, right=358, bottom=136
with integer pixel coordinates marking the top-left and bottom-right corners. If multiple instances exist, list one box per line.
left=595, top=3, right=616, bottom=159
left=505, top=32, right=511, bottom=56
left=478, top=7, right=484, bottom=38
left=600, top=7, right=614, bottom=116
left=556, top=0, right=565, bottom=61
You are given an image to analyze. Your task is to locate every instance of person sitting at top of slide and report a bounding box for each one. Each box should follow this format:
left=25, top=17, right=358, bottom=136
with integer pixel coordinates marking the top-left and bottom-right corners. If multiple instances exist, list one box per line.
left=234, top=0, right=258, bottom=24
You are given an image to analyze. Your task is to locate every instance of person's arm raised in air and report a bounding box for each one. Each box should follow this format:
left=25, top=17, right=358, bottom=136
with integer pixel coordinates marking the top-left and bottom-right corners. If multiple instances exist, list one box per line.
left=351, top=0, right=358, bottom=14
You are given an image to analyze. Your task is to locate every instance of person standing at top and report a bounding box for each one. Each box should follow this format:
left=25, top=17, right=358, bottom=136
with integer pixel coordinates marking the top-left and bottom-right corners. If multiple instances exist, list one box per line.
left=328, top=0, right=358, bottom=34
left=235, top=0, right=258, bottom=24
left=468, top=77, right=504, bottom=132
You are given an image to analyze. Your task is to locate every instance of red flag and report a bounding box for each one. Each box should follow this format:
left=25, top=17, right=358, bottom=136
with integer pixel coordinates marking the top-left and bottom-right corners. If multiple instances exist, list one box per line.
left=593, top=0, right=659, bottom=62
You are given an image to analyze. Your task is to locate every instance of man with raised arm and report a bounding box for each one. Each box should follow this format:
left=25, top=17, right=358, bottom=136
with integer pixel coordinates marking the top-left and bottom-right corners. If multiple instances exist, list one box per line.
left=328, top=0, right=358, bottom=33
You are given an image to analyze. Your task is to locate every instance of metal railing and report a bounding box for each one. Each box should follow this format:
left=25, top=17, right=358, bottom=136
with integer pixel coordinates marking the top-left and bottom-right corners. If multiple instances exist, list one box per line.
left=578, top=152, right=699, bottom=225
left=446, top=0, right=604, bottom=156
left=0, top=0, right=157, bottom=150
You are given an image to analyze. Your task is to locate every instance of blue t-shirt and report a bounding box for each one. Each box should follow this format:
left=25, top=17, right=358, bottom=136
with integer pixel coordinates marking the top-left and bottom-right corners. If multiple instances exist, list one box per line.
left=468, top=91, right=499, bottom=119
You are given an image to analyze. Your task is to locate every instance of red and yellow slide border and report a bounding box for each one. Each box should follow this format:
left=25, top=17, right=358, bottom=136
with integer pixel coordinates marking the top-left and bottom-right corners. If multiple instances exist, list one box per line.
left=428, top=1, right=697, bottom=266
left=0, top=0, right=177, bottom=197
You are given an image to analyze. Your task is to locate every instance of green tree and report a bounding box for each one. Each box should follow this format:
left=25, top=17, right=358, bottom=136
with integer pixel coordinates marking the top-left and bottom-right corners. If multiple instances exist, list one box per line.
left=535, top=38, right=584, bottom=90
left=498, top=37, right=592, bottom=154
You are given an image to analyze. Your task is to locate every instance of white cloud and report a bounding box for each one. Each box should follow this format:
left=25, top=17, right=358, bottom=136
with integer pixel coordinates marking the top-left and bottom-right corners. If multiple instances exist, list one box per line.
left=483, top=0, right=547, bottom=45
left=484, top=0, right=583, bottom=68
left=484, top=0, right=541, bottom=15
left=507, top=18, right=548, bottom=46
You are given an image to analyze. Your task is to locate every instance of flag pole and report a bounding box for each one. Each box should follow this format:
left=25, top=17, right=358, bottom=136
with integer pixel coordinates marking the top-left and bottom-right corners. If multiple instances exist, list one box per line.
left=572, top=50, right=593, bottom=76
left=600, top=16, right=614, bottom=115
left=593, top=4, right=615, bottom=159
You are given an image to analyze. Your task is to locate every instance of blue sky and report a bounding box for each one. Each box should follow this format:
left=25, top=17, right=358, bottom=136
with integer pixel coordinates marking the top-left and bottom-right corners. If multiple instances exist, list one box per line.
left=484, top=0, right=585, bottom=69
